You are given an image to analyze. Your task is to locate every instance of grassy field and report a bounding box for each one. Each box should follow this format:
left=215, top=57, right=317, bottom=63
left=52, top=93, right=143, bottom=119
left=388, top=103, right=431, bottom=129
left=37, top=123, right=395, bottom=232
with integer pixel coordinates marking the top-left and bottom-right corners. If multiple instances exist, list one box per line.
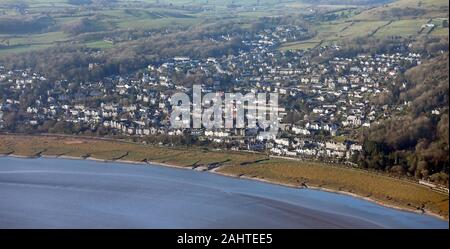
left=279, top=0, right=449, bottom=51
left=374, top=19, right=428, bottom=37
left=431, top=27, right=450, bottom=37
left=0, top=134, right=448, bottom=218
left=0, top=31, right=70, bottom=55
left=341, top=20, right=390, bottom=37
left=353, top=0, right=449, bottom=20
left=84, top=40, right=115, bottom=49
left=279, top=40, right=320, bottom=51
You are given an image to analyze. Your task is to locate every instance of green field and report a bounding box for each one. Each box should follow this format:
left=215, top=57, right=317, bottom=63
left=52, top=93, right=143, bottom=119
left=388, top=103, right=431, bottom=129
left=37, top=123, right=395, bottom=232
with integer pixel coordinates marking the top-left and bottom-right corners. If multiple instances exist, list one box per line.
left=84, top=40, right=114, bottom=49
left=353, top=0, right=449, bottom=20
left=374, top=19, right=427, bottom=37
left=431, top=27, right=449, bottom=37
left=1, top=0, right=449, bottom=53
left=279, top=0, right=448, bottom=51
left=0, top=1, right=202, bottom=54
left=280, top=40, right=320, bottom=51
left=0, top=31, right=70, bottom=55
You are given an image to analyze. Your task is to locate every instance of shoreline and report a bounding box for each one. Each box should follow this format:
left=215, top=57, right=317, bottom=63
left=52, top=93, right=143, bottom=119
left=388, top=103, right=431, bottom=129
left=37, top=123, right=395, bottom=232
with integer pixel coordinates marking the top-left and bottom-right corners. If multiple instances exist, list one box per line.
left=211, top=167, right=448, bottom=221
left=1, top=153, right=448, bottom=221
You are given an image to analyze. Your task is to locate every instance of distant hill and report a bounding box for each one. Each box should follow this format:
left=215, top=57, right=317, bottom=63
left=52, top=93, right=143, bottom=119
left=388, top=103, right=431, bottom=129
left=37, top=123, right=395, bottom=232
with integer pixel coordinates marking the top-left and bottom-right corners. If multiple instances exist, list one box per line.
left=353, top=0, right=449, bottom=20
left=67, top=0, right=117, bottom=5
left=302, top=0, right=391, bottom=5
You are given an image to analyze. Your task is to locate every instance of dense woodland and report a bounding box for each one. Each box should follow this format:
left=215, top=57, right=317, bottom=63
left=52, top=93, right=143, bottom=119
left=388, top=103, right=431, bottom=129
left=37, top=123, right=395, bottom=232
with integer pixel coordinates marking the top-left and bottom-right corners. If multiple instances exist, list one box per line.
left=0, top=15, right=54, bottom=34
left=357, top=53, right=449, bottom=184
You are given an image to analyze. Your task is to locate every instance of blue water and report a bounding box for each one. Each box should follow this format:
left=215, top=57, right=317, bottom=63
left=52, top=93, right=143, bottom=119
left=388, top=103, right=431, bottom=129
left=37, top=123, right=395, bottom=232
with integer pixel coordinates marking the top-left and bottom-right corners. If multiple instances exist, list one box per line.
left=0, top=157, right=447, bottom=228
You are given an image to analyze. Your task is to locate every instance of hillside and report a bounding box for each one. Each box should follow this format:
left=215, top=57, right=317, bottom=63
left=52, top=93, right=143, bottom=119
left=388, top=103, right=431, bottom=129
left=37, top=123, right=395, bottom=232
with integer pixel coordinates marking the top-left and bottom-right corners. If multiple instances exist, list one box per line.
left=353, top=0, right=449, bottom=20
left=359, top=53, right=449, bottom=184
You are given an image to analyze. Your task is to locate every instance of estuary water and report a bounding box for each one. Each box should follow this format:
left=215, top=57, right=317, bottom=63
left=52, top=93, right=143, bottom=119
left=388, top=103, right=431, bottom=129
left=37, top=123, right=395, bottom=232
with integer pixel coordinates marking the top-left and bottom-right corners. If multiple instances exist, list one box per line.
left=0, top=157, right=447, bottom=228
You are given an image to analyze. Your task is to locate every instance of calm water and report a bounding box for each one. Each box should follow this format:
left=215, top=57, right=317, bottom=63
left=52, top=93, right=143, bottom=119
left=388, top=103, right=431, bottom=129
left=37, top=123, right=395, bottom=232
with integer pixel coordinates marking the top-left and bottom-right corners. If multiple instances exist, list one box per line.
left=0, top=157, right=447, bottom=228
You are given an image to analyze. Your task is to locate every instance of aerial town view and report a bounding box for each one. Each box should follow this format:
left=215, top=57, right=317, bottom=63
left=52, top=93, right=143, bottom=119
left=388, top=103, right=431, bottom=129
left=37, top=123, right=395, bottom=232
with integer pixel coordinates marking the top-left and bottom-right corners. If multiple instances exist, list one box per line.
left=0, top=0, right=448, bottom=239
